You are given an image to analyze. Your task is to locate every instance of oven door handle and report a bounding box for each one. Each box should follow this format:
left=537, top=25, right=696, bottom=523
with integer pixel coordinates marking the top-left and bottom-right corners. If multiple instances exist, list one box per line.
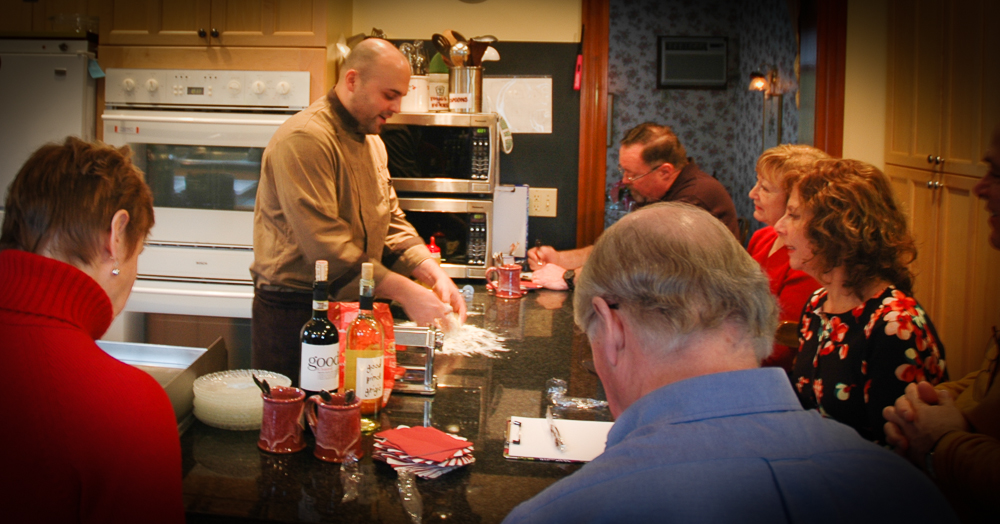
left=102, top=113, right=284, bottom=126
left=131, top=285, right=254, bottom=299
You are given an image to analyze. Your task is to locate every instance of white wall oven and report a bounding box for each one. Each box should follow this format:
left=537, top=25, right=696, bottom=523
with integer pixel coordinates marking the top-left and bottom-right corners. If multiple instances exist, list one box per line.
left=102, top=68, right=310, bottom=320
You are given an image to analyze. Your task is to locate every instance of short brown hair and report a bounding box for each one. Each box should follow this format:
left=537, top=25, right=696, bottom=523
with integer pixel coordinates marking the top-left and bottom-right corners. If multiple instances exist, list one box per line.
left=1, top=137, right=154, bottom=266
left=621, top=122, right=688, bottom=170
left=756, top=144, right=831, bottom=194
left=795, top=158, right=915, bottom=299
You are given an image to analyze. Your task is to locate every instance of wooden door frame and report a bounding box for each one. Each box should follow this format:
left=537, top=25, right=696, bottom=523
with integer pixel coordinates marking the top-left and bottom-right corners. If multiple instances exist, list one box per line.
left=814, top=0, right=848, bottom=157
left=576, top=0, right=610, bottom=248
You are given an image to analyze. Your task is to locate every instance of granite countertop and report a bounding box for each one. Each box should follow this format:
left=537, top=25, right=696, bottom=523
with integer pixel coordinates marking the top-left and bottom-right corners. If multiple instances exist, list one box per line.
left=182, top=286, right=609, bottom=523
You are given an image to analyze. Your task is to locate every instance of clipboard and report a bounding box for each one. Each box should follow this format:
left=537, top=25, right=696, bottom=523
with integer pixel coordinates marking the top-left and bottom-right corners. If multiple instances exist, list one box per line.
left=503, top=416, right=614, bottom=463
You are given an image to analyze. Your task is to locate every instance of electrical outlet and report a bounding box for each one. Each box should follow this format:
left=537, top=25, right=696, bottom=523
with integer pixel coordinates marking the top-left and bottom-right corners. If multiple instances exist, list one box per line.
left=528, top=188, right=558, bottom=217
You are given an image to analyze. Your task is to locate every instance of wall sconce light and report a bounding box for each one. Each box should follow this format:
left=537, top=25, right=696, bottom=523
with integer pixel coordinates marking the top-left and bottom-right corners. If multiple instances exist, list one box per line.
left=748, top=72, right=769, bottom=92
left=749, top=69, right=782, bottom=151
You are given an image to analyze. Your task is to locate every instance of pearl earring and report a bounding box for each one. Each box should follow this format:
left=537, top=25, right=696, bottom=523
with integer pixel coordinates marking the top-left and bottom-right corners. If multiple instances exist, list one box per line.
left=112, top=259, right=120, bottom=276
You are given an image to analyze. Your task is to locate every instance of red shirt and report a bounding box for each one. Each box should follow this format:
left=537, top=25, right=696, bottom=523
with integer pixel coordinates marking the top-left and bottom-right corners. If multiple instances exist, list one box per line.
left=0, top=250, right=184, bottom=523
left=747, top=226, right=821, bottom=371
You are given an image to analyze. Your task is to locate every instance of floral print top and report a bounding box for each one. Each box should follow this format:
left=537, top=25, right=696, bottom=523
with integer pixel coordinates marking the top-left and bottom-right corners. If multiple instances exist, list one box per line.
left=790, top=285, right=948, bottom=443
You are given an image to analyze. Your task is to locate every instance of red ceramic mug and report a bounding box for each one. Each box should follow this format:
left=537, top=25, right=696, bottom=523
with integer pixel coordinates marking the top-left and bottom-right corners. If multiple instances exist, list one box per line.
left=485, top=263, right=523, bottom=298
left=257, top=386, right=306, bottom=454
left=306, top=393, right=363, bottom=463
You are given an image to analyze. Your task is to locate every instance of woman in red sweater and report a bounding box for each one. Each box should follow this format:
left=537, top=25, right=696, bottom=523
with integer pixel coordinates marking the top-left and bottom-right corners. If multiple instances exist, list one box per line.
left=746, top=145, right=828, bottom=371
left=0, top=138, right=183, bottom=523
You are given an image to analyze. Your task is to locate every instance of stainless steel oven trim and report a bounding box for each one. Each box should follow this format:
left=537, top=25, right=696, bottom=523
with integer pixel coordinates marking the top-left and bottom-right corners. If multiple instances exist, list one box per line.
left=389, top=112, right=496, bottom=126
left=392, top=179, right=493, bottom=194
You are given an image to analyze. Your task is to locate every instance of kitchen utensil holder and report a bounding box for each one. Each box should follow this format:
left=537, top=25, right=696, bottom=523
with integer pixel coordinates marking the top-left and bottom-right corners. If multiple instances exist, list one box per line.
left=448, top=66, right=482, bottom=113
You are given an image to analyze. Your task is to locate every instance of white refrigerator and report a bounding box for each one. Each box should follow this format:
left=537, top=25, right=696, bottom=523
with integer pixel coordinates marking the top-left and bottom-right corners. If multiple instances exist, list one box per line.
left=0, top=37, right=97, bottom=210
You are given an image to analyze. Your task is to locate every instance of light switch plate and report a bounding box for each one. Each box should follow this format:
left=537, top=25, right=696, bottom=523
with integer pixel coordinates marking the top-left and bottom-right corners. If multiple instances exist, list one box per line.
left=528, top=188, right=557, bottom=217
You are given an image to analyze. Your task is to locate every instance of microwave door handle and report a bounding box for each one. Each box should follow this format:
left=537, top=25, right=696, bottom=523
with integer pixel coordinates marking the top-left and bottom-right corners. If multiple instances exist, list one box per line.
left=101, top=113, right=283, bottom=126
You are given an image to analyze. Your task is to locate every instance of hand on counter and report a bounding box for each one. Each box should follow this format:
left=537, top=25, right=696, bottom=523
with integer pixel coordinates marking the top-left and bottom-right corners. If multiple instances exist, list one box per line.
left=527, top=245, right=593, bottom=271
left=531, top=262, right=569, bottom=291
left=527, top=245, right=561, bottom=270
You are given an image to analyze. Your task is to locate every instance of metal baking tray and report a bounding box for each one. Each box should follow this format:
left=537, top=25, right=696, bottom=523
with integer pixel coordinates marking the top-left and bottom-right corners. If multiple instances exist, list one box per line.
left=97, top=337, right=228, bottom=433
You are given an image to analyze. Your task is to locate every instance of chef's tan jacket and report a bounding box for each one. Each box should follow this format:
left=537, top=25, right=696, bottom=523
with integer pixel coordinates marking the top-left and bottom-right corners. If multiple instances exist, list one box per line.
left=250, top=93, right=431, bottom=300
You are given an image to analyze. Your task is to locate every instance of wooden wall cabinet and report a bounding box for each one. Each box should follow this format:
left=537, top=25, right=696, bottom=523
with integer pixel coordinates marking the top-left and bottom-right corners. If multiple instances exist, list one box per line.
left=0, top=0, right=97, bottom=33
left=885, top=0, right=999, bottom=179
left=886, top=165, right=1000, bottom=379
left=885, top=0, right=1000, bottom=379
left=99, top=0, right=326, bottom=47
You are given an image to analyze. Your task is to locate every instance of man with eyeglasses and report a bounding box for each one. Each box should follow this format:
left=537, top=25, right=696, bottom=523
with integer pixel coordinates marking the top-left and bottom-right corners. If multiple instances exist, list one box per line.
left=528, top=122, right=738, bottom=290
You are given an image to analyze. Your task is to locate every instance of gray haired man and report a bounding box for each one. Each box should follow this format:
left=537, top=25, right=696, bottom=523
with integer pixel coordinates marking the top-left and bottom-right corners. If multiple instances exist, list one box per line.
left=504, top=202, right=957, bottom=523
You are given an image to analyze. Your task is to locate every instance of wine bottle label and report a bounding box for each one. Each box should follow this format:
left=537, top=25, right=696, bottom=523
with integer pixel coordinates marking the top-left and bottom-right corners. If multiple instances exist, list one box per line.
left=300, top=342, right=339, bottom=392
left=312, top=300, right=329, bottom=311
left=355, top=356, right=384, bottom=401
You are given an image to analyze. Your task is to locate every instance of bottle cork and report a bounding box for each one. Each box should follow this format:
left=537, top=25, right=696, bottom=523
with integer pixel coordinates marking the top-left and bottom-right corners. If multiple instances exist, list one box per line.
left=361, top=262, right=374, bottom=280
left=315, top=260, right=328, bottom=282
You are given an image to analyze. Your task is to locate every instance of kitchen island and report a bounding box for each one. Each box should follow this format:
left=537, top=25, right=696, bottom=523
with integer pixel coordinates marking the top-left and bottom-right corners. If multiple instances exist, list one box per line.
left=181, top=286, right=609, bottom=523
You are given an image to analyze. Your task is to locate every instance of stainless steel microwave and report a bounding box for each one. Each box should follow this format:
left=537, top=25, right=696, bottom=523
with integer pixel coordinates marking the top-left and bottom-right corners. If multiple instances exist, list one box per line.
left=382, top=112, right=498, bottom=195
left=397, top=197, right=491, bottom=279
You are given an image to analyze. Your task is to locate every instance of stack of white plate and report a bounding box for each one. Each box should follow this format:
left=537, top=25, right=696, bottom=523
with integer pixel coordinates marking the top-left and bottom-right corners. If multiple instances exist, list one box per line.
left=192, top=369, right=291, bottom=430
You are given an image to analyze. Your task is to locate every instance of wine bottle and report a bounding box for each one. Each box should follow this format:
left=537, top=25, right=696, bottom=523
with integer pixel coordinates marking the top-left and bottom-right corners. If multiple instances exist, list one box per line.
left=344, top=262, right=384, bottom=432
left=299, top=260, right=339, bottom=395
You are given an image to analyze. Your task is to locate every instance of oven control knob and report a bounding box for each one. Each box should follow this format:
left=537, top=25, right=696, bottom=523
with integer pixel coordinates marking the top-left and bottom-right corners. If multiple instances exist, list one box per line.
left=145, top=78, right=159, bottom=92
left=251, top=81, right=266, bottom=95
left=122, top=78, right=135, bottom=92
left=227, top=79, right=241, bottom=93
left=276, top=81, right=291, bottom=95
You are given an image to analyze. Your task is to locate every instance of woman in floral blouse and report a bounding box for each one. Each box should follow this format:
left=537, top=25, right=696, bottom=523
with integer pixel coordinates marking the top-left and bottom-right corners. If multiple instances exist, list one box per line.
left=774, top=158, right=947, bottom=443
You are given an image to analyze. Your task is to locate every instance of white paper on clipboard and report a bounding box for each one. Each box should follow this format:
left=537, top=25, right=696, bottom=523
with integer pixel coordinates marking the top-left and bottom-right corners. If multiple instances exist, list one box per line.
left=504, top=416, right=614, bottom=463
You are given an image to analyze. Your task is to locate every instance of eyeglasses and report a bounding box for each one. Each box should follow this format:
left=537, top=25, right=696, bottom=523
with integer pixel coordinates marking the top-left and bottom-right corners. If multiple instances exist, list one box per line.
left=617, top=163, right=664, bottom=183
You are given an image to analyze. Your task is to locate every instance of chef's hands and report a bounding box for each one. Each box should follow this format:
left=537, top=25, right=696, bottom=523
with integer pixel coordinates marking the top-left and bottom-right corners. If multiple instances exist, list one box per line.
left=527, top=245, right=560, bottom=270
left=531, top=262, right=569, bottom=291
left=882, top=381, right=969, bottom=466
left=412, top=258, right=467, bottom=323
left=397, top=284, right=456, bottom=326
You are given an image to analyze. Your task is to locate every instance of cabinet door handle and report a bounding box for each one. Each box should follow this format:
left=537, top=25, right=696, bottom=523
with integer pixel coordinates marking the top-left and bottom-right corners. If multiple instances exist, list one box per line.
left=936, top=156, right=943, bottom=164
left=211, top=28, right=219, bottom=38
left=198, top=28, right=207, bottom=38
left=927, top=154, right=935, bottom=164
left=927, top=180, right=935, bottom=189
left=935, top=181, right=944, bottom=189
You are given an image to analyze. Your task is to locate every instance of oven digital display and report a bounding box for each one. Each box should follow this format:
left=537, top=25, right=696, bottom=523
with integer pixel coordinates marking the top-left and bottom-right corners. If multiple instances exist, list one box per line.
left=187, top=87, right=205, bottom=95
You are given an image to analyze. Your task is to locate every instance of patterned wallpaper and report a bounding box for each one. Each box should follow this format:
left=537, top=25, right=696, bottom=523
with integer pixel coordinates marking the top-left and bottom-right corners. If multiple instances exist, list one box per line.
left=605, top=0, right=799, bottom=232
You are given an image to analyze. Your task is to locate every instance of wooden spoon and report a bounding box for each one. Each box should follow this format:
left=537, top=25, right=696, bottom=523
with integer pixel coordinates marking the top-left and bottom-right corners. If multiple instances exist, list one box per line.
left=432, top=34, right=454, bottom=67
left=444, top=29, right=466, bottom=44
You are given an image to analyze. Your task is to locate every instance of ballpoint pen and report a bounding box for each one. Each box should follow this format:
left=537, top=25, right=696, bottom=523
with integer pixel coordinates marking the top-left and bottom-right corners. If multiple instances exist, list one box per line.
left=547, top=406, right=567, bottom=452
left=533, top=239, right=545, bottom=267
